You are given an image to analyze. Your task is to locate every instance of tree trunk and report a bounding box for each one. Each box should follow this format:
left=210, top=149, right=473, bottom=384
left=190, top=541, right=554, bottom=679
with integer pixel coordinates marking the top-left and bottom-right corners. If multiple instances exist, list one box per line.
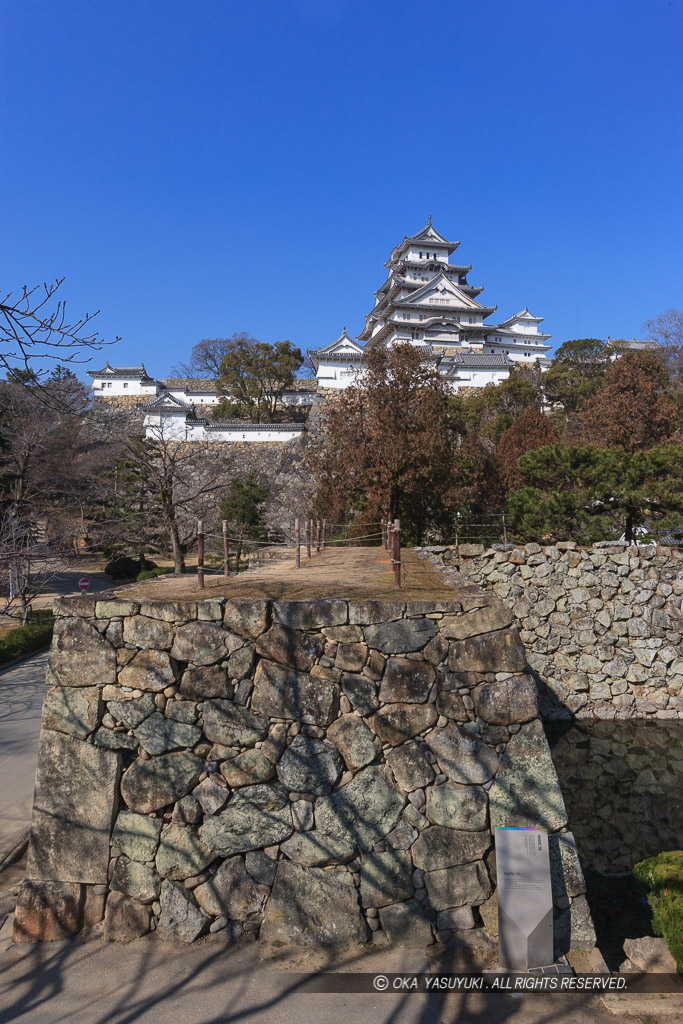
left=625, top=511, right=634, bottom=544
left=170, top=523, right=186, bottom=573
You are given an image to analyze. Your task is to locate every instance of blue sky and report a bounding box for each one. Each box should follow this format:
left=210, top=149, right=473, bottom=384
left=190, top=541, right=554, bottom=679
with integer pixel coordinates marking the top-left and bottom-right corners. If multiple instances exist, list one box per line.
left=1, top=0, right=681, bottom=379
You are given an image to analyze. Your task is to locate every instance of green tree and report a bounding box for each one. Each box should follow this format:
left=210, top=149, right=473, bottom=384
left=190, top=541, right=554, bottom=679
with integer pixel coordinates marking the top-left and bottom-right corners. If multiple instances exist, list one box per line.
left=506, top=443, right=683, bottom=543
left=213, top=337, right=303, bottom=422
left=220, top=474, right=268, bottom=572
left=542, top=338, right=610, bottom=419
left=450, top=367, right=542, bottom=450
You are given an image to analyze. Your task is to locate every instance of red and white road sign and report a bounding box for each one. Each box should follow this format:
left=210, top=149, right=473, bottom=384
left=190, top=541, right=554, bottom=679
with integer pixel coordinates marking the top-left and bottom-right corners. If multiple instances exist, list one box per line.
left=79, top=577, right=90, bottom=593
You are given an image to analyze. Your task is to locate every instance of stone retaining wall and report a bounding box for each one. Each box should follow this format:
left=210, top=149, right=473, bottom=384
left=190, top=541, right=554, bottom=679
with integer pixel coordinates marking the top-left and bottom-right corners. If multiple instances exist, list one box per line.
left=14, top=592, right=595, bottom=955
left=418, top=543, right=683, bottom=721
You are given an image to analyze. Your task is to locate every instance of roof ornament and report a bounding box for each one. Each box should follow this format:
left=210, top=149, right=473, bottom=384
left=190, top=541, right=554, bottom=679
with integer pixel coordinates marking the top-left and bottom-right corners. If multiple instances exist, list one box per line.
left=427, top=214, right=432, bottom=225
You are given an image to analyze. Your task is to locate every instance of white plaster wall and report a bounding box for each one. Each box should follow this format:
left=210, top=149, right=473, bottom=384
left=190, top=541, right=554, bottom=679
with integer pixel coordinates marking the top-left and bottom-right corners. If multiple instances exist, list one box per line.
left=92, top=379, right=159, bottom=396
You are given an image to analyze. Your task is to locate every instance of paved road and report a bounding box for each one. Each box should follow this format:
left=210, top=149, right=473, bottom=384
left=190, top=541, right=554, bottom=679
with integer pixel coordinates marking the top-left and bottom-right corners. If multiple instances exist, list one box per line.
left=0, top=652, right=47, bottom=864
left=0, top=936, right=631, bottom=1024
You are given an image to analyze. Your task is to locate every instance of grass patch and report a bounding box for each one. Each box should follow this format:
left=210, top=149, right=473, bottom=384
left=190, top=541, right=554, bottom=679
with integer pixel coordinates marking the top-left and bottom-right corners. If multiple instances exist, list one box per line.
left=136, top=567, right=173, bottom=582
left=633, top=851, right=683, bottom=974
left=0, top=611, right=54, bottom=667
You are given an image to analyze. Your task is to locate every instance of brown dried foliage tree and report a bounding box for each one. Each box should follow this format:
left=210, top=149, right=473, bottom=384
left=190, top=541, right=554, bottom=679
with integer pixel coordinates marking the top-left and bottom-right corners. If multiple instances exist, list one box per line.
left=309, top=344, right=455, bottom=541
left=576, top=351, right=680, bottom=451
left=495, top=405, right=559, bottom=493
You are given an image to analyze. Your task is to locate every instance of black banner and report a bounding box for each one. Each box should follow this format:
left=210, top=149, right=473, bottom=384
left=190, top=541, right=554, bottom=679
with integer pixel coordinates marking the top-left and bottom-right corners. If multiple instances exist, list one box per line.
left=273, top=972, right=683, bottom=994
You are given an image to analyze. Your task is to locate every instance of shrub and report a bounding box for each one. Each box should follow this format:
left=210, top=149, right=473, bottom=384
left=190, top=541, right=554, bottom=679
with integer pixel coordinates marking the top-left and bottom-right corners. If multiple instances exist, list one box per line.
left=105, top=556, right=157, bottom=580
left=136, top=567, right=173, bottom=582
left=0, top=613, right=55, bottom=666
left=633, top=851, right=683, bottom=973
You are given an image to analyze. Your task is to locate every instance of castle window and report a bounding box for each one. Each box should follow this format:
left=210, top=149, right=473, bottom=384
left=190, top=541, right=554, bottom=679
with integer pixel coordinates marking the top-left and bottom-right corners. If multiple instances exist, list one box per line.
left=123, top=382, right=128, bottom=388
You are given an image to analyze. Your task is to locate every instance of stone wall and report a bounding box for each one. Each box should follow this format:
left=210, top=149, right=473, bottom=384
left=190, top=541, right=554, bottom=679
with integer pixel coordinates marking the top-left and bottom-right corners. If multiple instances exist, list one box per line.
left=547, top=719, right=683, bottom=876
left=14, top=592, right=594, bottom=956
left=418, top=543, right=683, bottom=721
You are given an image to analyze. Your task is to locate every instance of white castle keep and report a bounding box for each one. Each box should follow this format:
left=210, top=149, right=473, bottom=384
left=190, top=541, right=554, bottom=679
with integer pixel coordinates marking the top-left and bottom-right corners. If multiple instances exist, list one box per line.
left=309, top=218, right=552, bottom=390
left=88, top=220, right=552, bottom=441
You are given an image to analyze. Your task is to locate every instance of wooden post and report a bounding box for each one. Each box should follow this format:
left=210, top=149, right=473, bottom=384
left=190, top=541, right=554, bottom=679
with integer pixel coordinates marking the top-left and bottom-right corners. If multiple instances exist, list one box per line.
left=322, top=519, right=326, bottom=549
left=295, top=518, right=300, bottom=568
left=381, top=519, right=385, bottom=549
left=222, top=520, right=229, bottom=578
left=393, top=518, right=401, bottom=588
left=306, top=519, right=312, bottom=559
left=316, top=520, right=321, bottom=553
left=197, top=519, right=205, bottom=589
left=502, top=513, right=508, bottom=545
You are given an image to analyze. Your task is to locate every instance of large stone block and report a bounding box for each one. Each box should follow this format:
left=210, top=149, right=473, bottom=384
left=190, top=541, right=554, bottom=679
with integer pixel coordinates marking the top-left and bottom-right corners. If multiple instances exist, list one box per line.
left=488, top=720, right=568, bottom=831
left=122, top=615, right=175, bottom=651
left=47, top=617, right=116, bottom=688
left=412, top=826, right=491, bottom=872
left=327, top=714, right=381, bottom=770
left=425, top=783, right=488, bottom=831
left=370, top=703, right=437, bottom=746
left=53, top=595, right=97, bottom=618
left=276, top=734, right=343, bottom=794
left=553, top=894, right=596, bottom=954
left=220, top=749, right=275, bottom=787
left=424, top=860, right=492, bottom=911
left=111, top=811, right=162, bottom=862
left=27, top=731, right=121, bottom=884
left=118, top=650, right=179, bottom=691
left=255, top=623, right=324, bottom=671
left=157, top=879, right=209, bottom=943
left=425, top=725, right=499, bottom=785
left=379, top=900, right=434, bottom=947
left=200, top=784, right=294, bottom=856
left=386, top=741, right=435, bottom=792
left=42, top=686, right=102, bottom=739
left=549, top=831, right=586, bottom=901
left=473, top=675, right=539, bottom=725
left=379, top=658, right=435, bottom=703
left=96, top=600, right=139, bottom=619
left=363, top=618, right=437, bottom=654
left=360, top=849, right=414, bottom=908
left=260, top=861, right=368, bottom=946
left=441, top=602, right=513, bottom=640
left=171, top=621, right=242, bottom=664
left=252, top=659, right=340, bottom=726
left=120, top=751, right=203, bottom=813
left=348, top=601, right=404, bottom=625
left=448, top=629, right=527, bottom=674
left=139, top=600, right=197, bottom=622
left=315, top=766, right=405, bottom=852
left=134, top=713, right=202, bottom=755
left=341, top=673, right=379, bottom=714
left=202, top=699, right=268, bottom=746
left=335, top=642, right=368, bottom=672
left=155, top=823, right=214, bottom=880
left=110, top=855, right=160, bottom=903
left=13, top=880, right=83, bottom=942
left=280, top=830, right=356, bottom=867
left=273, top=600, right=348, bottom=629
left=108, top=694, right=155, bottom=729
left=194, top=856, right=269, bottom=919
left=103, top=891, right=152, bottom=942
left=223, top=599, right=269, bottom=639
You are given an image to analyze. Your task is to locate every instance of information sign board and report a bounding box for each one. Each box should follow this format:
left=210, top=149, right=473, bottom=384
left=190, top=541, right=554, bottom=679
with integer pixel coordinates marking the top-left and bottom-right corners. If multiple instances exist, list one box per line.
left=495, top=826, right=553, bottom=970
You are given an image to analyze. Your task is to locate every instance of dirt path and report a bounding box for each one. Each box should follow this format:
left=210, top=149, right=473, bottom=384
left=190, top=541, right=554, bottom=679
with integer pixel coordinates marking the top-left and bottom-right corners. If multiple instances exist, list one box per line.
left=114, top=546, right=467, bottom=603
